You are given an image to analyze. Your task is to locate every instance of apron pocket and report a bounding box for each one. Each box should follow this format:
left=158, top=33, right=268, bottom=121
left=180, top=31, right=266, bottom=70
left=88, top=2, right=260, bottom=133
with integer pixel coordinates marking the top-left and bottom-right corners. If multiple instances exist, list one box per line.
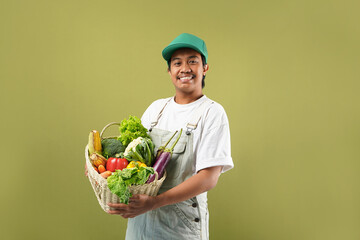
left=172, top=200, right=201, bottom=235
left=171, top=140, right=187, bottom=159
left=164, top=140, right=187, bottom=181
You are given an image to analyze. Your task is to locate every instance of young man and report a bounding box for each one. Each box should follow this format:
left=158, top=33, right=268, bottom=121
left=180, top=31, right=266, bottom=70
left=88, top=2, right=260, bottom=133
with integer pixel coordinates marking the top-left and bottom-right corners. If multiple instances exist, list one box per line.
left=108, top=33, right=234, bottom=240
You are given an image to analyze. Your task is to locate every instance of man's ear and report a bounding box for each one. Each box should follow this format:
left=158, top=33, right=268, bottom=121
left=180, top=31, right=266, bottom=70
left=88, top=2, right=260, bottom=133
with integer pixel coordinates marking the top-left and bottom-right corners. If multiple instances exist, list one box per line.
left=167, top=68, right=171, bottom=76
left=203, top=64, right=209, bottom=75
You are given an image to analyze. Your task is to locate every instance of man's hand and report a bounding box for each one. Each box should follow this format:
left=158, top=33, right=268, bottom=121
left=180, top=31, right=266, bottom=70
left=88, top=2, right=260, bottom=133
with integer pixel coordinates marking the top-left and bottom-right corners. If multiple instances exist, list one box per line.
left=107, top=194, right=157, bottom=218
left=107, top=166, right=222, bottom=218
left=85, top=164, right=88, bottom=177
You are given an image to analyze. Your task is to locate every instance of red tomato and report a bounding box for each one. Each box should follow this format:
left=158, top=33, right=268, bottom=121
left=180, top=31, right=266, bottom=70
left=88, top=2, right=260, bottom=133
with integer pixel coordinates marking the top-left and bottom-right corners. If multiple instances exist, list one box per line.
left=106, top=158, right=128, bottom=172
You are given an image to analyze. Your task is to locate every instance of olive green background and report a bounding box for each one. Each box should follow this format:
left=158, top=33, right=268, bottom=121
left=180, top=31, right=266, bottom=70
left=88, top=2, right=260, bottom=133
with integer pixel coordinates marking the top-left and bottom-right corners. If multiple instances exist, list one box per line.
left=1, top=0, right=359, bottom=239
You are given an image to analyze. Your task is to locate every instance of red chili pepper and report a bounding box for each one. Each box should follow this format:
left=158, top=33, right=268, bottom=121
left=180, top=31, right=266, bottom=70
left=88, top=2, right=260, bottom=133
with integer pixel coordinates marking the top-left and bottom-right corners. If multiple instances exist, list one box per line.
left=106, top=157, right=128, bottom=172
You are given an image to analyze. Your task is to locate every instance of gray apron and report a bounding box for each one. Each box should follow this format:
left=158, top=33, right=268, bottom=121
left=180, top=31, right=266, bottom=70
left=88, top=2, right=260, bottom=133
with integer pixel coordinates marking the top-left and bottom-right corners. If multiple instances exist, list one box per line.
left=125, top=98, right=213, bottom=240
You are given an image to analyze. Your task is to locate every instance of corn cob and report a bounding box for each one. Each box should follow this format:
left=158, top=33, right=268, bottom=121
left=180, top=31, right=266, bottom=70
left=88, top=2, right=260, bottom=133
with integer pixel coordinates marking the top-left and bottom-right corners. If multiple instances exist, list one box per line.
left=88, top=130, right=102, bottom=155
left=90, top=153, right=107, bottom=168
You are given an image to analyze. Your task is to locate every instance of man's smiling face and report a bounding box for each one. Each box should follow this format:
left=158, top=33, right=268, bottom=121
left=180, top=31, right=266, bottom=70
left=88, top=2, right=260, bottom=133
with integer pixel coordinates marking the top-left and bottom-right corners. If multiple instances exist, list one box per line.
left=168, top=48, right=209, bottom=96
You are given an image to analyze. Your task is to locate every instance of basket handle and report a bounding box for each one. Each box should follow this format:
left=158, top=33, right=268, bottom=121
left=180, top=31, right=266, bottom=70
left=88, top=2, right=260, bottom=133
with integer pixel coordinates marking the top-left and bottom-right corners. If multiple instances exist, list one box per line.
left=153, top=171, right=159, bottom=181
left=100, top=122, right=120, bottom=139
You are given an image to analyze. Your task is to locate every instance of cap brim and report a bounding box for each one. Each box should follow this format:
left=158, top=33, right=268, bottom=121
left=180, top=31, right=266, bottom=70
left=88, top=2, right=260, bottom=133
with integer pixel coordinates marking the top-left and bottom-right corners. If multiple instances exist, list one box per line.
left=162, top=43, right=204, bottom=62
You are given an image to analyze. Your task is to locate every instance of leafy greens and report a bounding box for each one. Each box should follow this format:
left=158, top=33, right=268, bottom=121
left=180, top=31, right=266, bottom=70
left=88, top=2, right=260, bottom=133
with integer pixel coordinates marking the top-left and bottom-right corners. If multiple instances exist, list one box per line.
left=118, top=115, right=149, bottom=147
left=107, top=166, right=155, bottom=204
left=124, top=137, right=155, bottom=166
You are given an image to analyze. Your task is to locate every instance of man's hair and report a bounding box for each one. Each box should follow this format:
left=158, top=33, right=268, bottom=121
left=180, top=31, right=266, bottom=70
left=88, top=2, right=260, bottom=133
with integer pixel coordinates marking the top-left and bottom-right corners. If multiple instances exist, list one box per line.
left=167, top=54, right=207, bottom=89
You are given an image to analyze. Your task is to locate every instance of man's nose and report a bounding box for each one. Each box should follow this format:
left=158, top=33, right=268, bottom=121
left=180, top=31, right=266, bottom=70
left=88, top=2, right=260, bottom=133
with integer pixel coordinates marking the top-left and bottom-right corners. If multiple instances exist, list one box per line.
left=181, top=63, right=192, bottom=73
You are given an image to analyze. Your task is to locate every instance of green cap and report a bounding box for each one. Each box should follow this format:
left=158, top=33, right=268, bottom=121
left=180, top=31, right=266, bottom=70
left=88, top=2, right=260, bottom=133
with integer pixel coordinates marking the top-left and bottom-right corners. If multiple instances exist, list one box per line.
left=162, top=33, right=208, bottom=63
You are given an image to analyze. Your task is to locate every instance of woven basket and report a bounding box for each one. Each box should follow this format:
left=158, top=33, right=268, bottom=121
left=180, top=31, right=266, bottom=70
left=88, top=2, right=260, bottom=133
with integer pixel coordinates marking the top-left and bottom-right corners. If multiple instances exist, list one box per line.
left=85, top=122, right=166, bottom=212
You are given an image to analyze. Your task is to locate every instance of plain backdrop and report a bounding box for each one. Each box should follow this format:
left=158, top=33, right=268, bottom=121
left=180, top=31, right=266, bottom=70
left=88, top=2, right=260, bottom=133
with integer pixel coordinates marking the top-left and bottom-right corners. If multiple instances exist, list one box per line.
left=0, top=0, right=359, bottom=239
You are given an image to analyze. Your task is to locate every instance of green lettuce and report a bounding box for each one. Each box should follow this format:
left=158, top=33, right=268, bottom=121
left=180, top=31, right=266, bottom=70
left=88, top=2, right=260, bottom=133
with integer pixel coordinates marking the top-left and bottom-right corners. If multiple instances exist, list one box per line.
left=118, top=115, right=149, bottom=147
left=107, top=166, right=155, bottom=204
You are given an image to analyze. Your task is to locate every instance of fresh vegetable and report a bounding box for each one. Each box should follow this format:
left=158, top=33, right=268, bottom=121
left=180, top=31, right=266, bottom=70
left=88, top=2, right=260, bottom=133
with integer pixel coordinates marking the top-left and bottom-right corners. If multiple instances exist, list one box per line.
left=127, top=161, right=147, bottom=169
left=100, top=171, right=112, bottom=179
left=88, top=130, right=102, bottom=155
left=90, top=153, right=107, bottom=168
left=98, top=165, right=106, bottom=173
left=106, top=157, right=128, bottom=172
left=107, top=165, right=154, bottom=204
left=147, top=129, right=182, bottom=183
left=155, top=130, right=178, bottom=159
left=118, top=115, right=149, bottom=147
left=124, top=137, right=155, bottom=166
left=101, top=138, right=125, bottom=158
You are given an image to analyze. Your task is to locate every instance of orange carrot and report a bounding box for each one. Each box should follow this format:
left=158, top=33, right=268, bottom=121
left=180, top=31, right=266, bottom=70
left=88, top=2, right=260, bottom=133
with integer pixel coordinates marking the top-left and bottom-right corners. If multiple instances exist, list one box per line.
left=98, top=165, right=106, bottom=173
left=100, top=171, right=112, bottom=179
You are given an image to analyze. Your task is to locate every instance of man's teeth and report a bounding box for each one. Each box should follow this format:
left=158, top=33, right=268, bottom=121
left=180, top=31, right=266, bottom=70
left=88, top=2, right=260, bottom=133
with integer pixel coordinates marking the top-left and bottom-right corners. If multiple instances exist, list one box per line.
left=180, top=77, right=193, bottom=80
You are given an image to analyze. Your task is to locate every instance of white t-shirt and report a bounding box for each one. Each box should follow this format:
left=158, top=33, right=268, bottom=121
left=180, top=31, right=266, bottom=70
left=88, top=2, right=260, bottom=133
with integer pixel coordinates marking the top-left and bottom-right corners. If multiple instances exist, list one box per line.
left=141, top=95, right=234, bottom=173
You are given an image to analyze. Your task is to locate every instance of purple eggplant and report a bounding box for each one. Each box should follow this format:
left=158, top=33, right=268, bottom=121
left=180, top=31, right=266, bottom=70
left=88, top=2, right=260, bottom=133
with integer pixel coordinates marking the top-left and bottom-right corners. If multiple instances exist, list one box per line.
left=155, top=130, right=178, bottom=159
left=147, top=129, right=183, bottom=183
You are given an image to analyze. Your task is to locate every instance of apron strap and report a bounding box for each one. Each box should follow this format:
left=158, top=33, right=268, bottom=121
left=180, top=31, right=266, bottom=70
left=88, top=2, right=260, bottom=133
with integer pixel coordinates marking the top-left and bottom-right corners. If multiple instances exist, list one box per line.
left=149, top=97, right=173, bottom=132
left=185, top=99, right=214, bottom=135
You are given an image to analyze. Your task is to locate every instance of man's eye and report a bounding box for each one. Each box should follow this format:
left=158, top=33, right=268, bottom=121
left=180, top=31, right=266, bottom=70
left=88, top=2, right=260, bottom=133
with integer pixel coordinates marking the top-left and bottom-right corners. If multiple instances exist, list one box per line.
left=189, top=60, right=198, bottom=64
left=173, top=62, right=181, bottom=66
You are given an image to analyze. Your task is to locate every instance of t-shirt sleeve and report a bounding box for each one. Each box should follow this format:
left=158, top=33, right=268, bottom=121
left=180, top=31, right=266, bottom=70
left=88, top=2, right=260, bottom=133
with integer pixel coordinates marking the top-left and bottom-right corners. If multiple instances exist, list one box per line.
left=195, top=104, right=234, bottom=173
left=141, top=103, right=153, bottom=130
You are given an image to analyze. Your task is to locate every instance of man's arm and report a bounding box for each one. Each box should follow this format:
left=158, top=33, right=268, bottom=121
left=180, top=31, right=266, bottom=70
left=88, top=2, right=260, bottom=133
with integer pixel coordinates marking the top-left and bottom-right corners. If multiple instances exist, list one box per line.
left=108, top=165, right=222, bottom=218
